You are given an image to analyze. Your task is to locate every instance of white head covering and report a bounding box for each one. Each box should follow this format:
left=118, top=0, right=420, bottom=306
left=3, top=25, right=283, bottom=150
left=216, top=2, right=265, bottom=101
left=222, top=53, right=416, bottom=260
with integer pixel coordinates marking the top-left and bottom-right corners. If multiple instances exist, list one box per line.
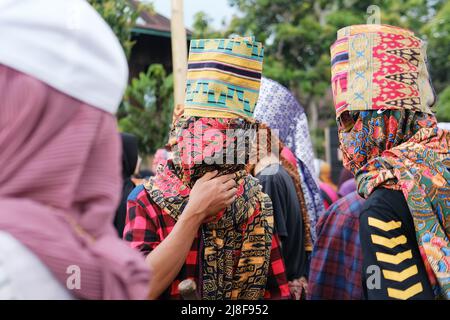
left=438, top=122, right=450, bottom=131
left=0, top=0, right=128, bottom=114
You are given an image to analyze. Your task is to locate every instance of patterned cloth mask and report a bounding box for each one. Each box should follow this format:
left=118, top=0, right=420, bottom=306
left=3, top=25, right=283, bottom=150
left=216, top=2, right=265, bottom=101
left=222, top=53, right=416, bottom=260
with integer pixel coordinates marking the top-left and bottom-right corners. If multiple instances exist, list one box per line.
left=332, top=24, right=449, bottom=298
left=184, top=37, right=264, bottom=120
left=145, top=116, right=276, bottom=300
left=338, top=109, right=450, bottom=298
left=331, top=24, right=436, bottom=118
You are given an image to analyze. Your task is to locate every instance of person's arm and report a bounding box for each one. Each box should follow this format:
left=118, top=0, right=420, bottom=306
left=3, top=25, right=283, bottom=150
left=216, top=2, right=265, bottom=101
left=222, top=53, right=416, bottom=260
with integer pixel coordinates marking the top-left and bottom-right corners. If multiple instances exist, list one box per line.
left=145, top=171, right=237, bottom=299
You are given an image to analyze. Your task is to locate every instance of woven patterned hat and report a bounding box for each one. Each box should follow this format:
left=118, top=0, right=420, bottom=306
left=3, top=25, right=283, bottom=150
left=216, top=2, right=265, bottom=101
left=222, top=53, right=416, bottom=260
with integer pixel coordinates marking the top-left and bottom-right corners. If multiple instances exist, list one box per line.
left=330, top=24, right=436, bottom=118
left=184, top=37, right=264, bottom=120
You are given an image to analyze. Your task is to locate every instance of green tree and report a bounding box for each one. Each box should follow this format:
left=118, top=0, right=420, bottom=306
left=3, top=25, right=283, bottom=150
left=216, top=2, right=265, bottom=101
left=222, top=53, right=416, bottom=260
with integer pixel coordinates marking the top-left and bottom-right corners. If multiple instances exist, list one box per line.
left=87, top=0, right=153, bottom=58
left=192, top=11, right=227, bottom=38
left=90, top=1, right=176, bottom=155
left=421, top=1, right=450, bottom=122
left=422, top=1, right=450, bottom=93
left=119, top=64, right=174, bottom=155
left=436, top=86, right=450, bottom=122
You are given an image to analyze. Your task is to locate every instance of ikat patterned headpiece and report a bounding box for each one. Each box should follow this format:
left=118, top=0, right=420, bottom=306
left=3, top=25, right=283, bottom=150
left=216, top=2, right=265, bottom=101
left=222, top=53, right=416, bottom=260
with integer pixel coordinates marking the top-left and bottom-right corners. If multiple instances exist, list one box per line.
left=184, top=37, right=264, bottom=120
left=330, top=24, right=436, bottom=118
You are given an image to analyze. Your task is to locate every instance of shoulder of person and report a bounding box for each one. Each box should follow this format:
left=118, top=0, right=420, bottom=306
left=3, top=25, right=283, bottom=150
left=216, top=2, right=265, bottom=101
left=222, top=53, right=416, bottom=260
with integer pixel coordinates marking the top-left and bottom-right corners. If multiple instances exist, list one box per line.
left=127, top=184, right=145, bottom=203
left=362, top=188, right=404, bottom=213
left=256, top=164, right=287, bottom=184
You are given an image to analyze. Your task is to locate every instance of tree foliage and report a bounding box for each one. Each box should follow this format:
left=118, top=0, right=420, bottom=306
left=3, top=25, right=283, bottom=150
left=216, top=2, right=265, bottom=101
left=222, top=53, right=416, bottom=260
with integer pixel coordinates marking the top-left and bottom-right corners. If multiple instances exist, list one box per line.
left=90, top=1, right=175, bottom=156
left=119, top=64, right=174, bottom=155
left=436, top=86, right=450, bottom=122
left=87, top=0, right=149, bottom=58
left=422, top=0, right=450, bottom=109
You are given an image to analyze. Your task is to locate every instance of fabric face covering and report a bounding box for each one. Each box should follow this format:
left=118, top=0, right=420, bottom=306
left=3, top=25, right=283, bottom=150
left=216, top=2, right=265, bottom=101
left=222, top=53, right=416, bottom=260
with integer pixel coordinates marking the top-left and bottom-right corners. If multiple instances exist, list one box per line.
left=184, top=37, right=264, bottom=120
left=331, top=24, right=449, bottom=298
left=339, top=109, right=450, bottom=298
left=145, top=115, right=275, bottom=300
left=331, top=24, right=436, bottom=118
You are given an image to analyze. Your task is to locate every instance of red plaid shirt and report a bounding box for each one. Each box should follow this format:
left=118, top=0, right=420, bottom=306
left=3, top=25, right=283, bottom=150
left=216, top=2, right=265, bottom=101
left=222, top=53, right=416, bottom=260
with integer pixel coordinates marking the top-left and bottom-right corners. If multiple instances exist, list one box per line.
left=124, top=184, right=290, bottom=300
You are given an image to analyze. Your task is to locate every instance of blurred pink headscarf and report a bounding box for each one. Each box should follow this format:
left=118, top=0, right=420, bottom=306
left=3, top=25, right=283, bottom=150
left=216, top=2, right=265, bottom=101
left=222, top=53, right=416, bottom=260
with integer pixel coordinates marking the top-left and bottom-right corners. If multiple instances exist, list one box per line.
left=0, top=65, right=149, bottom=299
left=152, top=148, right=169, bottom=172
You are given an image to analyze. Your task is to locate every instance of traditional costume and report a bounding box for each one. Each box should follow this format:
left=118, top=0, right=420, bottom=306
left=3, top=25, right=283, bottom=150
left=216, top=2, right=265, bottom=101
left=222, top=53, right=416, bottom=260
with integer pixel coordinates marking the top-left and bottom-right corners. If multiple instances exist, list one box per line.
left=331, top=24, right=449, bottom=299
left=125, top=37, right=290, bottom=300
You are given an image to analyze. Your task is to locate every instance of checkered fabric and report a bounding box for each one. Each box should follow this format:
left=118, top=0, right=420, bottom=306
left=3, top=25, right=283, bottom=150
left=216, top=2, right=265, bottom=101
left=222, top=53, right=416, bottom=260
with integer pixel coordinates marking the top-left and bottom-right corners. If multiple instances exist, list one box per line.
left=308, top=192, right=365, bottom=300
left=124, top=185, right=290, bottom=300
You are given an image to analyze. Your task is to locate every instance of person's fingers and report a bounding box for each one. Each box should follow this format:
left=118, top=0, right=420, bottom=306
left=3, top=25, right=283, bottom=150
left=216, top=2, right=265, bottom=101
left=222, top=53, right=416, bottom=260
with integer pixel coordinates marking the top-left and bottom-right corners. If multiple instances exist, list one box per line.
left=224, top=187, right=237, bottom=199
left=199, top=170, right=218, bottom=182
left=224, top=195, right=236, bottom=207
left=215, top=173, right=236, bottom=183
left=222, top=178, right=237, bottom=191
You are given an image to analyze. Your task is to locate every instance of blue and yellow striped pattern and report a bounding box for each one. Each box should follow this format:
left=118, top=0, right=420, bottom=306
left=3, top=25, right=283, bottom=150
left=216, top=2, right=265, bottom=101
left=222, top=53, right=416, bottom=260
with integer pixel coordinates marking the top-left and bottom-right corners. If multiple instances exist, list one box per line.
left=184, top=37, right=264, bottom=120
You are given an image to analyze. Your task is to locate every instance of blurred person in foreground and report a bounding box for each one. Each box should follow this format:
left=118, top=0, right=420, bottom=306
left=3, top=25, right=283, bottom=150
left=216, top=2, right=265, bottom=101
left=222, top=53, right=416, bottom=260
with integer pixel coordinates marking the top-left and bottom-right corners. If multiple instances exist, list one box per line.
left=252, top=77, right=324, bottom=299
left=124, top=37, right=290, bottom=300
left=331, top=24, right=449, bottom=299
left=0, top=0, right=149, bottom=299
left=0, top=0, right=231, bottom=300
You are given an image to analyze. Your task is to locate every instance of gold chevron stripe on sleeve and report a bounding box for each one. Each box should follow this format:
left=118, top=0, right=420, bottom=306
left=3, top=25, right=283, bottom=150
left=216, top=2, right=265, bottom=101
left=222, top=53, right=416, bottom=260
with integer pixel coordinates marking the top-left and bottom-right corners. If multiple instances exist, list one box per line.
left=383, top=265, right=418, bottom=282
left=371, top=234, right=407, bottom=249
left=376, top=250, right=412, bottom=265
left=387, top=282, right=423, bottom=300
left=368, top=217, right=402, bottom=231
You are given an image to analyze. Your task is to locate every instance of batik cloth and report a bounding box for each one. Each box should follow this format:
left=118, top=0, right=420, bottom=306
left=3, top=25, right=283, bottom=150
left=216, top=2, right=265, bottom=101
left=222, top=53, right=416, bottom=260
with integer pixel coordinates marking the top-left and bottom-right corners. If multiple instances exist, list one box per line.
left=308, top=191, right=365, bottom=300
left=124, top=182, right=290, bottom=300
left=184, top=37, right=264, bottom=120
left=169, top=116, right=257, bottom=186
left=254, top=77, right=324, bottom=243
left=338, top=110, right=450, bottom=299
left=331, top=24, right=436, bottom=118
left=132, top=116, right=289, bottom=300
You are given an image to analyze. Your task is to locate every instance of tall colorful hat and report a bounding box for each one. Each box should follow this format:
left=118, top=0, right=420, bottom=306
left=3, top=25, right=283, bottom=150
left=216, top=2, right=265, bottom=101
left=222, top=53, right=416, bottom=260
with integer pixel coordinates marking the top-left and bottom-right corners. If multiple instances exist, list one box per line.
left=330, top=24, right=436, bottom=118
left=183, top=37, right=264, bottom=121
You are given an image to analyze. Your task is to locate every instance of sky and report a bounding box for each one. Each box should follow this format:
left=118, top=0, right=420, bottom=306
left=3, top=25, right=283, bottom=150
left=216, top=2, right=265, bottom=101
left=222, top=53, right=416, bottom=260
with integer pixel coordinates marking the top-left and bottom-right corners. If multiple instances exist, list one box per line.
left=146, top=0, right=238, bottom=30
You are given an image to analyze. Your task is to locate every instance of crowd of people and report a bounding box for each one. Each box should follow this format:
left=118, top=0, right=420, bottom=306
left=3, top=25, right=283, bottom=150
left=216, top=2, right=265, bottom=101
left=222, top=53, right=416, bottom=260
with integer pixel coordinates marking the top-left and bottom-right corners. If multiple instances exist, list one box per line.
left=0, top=0, right=448, bottom=300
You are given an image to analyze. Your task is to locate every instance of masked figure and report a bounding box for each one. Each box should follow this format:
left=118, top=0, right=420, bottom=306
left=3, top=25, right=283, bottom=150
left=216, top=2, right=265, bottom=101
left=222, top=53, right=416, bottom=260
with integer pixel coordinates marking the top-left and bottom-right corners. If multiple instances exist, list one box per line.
left=125, top=37, right=290, bottom=300
left=331, top=24, right=449, bottom=299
